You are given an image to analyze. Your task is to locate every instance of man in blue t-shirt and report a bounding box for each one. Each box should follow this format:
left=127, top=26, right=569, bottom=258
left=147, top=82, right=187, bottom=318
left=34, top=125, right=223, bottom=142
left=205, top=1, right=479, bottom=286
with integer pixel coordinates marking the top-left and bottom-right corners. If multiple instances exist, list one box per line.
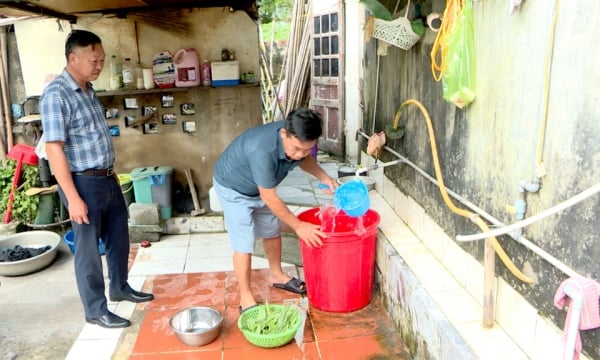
left=213, top=108, right=338, bottom=313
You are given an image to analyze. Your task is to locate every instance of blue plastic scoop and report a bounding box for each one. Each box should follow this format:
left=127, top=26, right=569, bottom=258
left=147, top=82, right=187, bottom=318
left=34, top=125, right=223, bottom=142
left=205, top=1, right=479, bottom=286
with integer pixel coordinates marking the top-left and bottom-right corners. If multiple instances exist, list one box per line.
left=319, top=179, right=370, bottom=217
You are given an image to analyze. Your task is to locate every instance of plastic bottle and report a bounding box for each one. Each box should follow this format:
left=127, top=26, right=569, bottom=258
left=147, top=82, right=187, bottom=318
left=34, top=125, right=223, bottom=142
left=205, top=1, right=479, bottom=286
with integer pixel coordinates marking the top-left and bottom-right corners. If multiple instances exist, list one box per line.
left=122, top=58, right=134, bottom=89
left=135, top=61, right=144, bottom=90
left=109, top=55, right=122, bottom=90
left=174, top=48, right=201, bottom=87
left=201, top=59, right=211, bottom=86
left=152, top=52, right=176, bottom=89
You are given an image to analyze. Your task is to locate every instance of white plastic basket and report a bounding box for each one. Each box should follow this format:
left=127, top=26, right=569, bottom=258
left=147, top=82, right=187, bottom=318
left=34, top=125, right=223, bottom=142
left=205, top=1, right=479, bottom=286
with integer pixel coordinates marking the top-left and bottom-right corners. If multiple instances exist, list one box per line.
left=372, top=0, right=421, bottom=50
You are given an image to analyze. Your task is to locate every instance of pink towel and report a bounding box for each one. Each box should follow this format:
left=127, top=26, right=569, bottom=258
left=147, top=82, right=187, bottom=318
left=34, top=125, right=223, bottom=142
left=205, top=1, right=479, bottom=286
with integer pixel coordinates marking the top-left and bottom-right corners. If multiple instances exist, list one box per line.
left=554, top=276, right=600, bottom=360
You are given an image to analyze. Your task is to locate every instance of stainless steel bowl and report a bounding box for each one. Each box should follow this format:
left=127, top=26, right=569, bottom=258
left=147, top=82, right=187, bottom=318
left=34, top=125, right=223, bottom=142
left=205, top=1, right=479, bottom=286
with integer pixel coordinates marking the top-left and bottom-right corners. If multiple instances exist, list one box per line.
left=169, top=307, right=224, bottom=346
left=0, top=230, right=61, bottom=276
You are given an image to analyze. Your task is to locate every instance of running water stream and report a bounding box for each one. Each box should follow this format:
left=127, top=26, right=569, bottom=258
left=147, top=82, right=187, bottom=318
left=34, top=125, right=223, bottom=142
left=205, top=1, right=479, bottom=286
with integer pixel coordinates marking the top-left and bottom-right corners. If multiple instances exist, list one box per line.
left=318, top=202, right=367, bottom=236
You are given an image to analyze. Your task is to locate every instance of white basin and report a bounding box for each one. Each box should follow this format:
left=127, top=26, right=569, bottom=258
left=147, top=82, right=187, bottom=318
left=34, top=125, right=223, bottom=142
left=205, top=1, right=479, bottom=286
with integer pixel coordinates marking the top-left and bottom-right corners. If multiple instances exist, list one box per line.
left=0, top=230, right=61, bottom=276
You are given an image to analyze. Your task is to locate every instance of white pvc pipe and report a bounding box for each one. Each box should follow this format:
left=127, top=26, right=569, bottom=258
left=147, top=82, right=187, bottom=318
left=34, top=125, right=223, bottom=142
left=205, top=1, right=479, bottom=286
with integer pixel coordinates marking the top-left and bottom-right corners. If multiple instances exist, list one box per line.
left=562, top=283, right=583, bottom=360
left=355, top=159, right=404, bottom=176
left=512, top=235, right=579, bottom=279
left=356, top=129, right=583, bottom=279
left=456, top=182, right=600, bottom=242
left=356, top=130, right=501, bottom=224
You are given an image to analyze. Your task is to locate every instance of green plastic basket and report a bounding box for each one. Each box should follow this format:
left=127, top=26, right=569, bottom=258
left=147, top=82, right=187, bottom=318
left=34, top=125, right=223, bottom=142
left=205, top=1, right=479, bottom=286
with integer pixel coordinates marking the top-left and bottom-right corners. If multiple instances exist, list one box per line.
left=237, top=304, right=302, bottom=348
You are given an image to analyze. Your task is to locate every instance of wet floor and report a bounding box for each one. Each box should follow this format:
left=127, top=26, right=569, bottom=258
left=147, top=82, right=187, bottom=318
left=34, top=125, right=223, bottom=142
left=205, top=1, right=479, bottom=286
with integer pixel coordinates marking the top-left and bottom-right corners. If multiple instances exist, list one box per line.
left=113, top=264, right=411, bottom=359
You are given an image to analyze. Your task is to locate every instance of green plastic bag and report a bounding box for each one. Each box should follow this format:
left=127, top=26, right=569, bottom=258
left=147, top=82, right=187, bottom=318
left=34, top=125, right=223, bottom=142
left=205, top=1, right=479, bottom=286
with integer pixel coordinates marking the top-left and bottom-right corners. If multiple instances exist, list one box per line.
left=442, top=0, right=475, bottom=108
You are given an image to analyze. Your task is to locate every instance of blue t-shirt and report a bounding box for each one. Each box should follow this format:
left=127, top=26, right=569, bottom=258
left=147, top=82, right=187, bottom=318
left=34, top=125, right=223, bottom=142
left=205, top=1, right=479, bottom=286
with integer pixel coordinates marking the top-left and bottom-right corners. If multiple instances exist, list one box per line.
left=214, top=121, right=301, bottom=196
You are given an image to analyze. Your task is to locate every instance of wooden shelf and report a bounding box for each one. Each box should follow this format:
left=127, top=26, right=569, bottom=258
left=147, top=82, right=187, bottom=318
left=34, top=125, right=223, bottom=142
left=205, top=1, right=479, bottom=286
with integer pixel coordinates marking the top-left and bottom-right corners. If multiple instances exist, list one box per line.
left=96, top=83, right=259, bottom=97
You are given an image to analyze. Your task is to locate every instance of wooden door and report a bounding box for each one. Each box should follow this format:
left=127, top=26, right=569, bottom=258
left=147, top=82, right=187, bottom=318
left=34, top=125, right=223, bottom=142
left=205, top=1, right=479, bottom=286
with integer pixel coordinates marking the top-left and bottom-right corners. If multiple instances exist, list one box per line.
left=311, top=4, right=344, bottom=156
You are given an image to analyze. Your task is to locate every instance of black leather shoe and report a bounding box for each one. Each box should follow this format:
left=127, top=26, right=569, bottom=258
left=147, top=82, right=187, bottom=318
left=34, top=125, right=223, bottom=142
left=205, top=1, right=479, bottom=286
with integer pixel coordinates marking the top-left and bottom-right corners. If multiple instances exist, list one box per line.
left=109, top=289, right=154, bottom=303
left=85, top=312, right=130, bottom=328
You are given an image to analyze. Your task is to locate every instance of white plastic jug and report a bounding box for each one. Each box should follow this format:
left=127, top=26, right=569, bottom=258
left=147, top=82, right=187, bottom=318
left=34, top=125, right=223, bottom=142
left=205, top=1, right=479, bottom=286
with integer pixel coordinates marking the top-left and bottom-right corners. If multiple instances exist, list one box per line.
left=174, top=48, right=200, bottom=87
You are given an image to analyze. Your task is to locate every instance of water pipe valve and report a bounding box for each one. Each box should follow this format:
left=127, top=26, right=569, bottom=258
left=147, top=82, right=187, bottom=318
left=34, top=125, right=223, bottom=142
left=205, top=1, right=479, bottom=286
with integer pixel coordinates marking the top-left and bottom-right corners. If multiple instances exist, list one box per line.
left=514, top=198, right=527, bottom=220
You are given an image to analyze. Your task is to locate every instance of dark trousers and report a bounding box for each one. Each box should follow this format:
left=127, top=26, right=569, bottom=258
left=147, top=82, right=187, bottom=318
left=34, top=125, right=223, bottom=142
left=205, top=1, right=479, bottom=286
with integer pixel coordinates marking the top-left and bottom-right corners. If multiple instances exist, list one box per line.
left=58, top=175, right=131, bottom=318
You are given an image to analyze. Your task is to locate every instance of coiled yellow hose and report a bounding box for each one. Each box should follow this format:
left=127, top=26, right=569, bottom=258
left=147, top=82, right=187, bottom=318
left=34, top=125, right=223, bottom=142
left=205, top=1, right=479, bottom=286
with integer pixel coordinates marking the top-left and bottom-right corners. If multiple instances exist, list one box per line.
left=430, top=0, right=465, bottom=81
left=392, top=99, right=534, bottom=283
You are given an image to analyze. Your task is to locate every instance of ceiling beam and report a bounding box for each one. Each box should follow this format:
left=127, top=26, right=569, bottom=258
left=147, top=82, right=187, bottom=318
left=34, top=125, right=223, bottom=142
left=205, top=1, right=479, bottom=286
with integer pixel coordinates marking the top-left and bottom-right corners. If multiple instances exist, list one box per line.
left=0, top=1, right=76, bottom=23
left=76, top=1, right=259, bottom=20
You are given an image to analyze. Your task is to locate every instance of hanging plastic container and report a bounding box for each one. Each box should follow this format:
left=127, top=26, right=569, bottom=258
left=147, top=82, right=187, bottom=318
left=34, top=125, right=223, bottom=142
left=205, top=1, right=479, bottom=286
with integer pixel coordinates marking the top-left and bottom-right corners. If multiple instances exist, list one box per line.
left=174, top=48, right=201, bottom=87
left=152, top=51, right=176, bottom=89
left=298, top=207, right=380, bottom=312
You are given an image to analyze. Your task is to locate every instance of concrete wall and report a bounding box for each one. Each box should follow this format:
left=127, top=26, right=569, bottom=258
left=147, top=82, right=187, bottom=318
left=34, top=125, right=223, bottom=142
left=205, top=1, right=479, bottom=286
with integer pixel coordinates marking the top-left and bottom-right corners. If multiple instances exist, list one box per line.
left=10, top=8, right=262, bottom=200
left=345, top=0, right=600, bottom=357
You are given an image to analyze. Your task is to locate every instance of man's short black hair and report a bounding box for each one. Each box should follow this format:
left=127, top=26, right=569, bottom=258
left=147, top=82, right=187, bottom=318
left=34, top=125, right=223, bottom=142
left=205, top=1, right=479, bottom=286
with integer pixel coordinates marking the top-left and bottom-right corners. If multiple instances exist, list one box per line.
left=65, top=30, right=102, bottom=60
left=284, top=108, right=323, bottom=141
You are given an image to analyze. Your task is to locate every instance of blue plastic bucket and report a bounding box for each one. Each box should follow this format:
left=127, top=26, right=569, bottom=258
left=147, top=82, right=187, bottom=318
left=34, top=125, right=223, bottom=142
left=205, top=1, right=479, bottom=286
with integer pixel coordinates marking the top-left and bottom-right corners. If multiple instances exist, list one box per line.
left=333, top=178, right=370, bottom=217
left=63, top=230, right=105, bottom=255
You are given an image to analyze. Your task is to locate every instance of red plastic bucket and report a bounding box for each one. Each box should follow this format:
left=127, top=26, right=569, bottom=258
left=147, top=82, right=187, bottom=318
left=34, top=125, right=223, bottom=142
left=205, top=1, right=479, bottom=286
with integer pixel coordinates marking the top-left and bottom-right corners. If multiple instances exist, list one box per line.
left=298, top=207, right=380, bottom=312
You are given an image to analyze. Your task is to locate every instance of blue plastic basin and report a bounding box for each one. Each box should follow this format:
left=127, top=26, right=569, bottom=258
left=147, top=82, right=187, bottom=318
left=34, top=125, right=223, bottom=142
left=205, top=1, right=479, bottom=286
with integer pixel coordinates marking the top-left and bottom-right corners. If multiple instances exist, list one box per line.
left=63, top=230, right=105, bottom=255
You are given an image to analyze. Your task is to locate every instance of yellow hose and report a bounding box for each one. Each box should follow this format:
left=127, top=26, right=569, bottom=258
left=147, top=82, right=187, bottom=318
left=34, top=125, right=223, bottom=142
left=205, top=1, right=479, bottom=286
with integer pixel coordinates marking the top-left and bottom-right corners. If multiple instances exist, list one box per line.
left=430, top=0, right=465, bottom=81
left=393, top=99, right=534, bottom=283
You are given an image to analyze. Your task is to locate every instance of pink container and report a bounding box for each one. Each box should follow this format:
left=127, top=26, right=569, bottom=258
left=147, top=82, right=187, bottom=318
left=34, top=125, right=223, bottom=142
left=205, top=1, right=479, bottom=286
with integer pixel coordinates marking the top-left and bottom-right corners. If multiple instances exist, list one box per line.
left=174, top=48, right=200, bottom=87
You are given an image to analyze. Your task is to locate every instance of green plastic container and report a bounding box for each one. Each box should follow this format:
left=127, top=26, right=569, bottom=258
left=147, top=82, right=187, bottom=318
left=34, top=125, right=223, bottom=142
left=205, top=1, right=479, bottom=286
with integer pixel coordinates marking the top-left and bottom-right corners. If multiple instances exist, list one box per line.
left=117, top=173, right=135, bottom=211
left=131, top=166, right=173, bottom=219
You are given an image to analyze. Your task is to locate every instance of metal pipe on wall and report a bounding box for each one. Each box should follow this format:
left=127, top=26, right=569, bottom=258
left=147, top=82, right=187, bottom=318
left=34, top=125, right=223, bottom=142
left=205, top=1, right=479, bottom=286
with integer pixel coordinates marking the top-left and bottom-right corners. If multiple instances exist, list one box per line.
left=357, top=129, right=500, bottom=224
left=356, top=129, right=582, bottom=280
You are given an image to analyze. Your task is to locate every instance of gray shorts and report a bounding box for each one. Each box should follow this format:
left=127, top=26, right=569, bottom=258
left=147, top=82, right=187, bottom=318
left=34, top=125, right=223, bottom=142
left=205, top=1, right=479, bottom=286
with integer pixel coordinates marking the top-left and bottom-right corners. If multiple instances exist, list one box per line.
left=212, top=178, right=280, bottom=253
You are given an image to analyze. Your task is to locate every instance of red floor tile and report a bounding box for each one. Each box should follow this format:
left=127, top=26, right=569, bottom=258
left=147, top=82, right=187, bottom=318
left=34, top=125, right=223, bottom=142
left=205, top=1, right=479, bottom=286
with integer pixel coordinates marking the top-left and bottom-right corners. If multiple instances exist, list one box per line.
left=224, top=267, right=306, bottom=306
left=148, top=272, right=227, bottom=310
left=317, top=334, right=411, bottom=359
left=129, top=350, right=222, bottom=360
left=223, top=341, right=321, bottom=360
left=124, top=271, right=410, bottom=359
left=131, top=305, right=226, bottom=354
left=308, top=297, right=390, bottom=342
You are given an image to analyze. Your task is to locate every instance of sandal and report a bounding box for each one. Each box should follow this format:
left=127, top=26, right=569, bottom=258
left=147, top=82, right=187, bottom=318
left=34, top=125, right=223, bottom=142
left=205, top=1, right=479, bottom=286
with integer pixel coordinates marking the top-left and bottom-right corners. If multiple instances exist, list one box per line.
left=272, top=277, right=307, bottom=295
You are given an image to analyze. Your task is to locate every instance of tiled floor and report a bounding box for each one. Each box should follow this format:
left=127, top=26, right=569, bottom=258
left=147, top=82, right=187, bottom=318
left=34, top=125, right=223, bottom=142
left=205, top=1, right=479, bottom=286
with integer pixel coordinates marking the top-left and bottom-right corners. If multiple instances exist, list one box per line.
left=65, top=232, right=409, bottom=360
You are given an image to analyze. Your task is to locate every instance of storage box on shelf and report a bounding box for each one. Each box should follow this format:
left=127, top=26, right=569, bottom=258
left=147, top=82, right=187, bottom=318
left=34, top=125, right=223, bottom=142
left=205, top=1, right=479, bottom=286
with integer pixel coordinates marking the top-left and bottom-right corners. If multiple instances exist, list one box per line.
left=211, top=60, right=240, bottom=87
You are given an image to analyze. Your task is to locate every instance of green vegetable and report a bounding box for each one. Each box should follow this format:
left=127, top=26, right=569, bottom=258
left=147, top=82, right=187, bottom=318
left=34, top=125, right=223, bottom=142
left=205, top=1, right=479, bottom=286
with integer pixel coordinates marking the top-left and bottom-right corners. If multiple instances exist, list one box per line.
left=241, top=305, right=298, bottom=335
left=0, top=160, right=40, bottom=224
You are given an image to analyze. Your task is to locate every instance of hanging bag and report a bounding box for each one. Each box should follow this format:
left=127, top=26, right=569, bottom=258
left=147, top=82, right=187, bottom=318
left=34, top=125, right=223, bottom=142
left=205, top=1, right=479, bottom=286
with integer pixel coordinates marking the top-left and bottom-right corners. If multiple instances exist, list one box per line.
left=441, top=0, right=476, bottom=108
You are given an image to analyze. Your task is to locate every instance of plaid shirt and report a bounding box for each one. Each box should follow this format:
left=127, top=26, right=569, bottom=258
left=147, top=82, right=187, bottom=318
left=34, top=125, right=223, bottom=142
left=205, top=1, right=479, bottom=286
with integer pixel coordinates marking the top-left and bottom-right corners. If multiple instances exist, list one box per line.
left=40, top=69, right=114, bottom=172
